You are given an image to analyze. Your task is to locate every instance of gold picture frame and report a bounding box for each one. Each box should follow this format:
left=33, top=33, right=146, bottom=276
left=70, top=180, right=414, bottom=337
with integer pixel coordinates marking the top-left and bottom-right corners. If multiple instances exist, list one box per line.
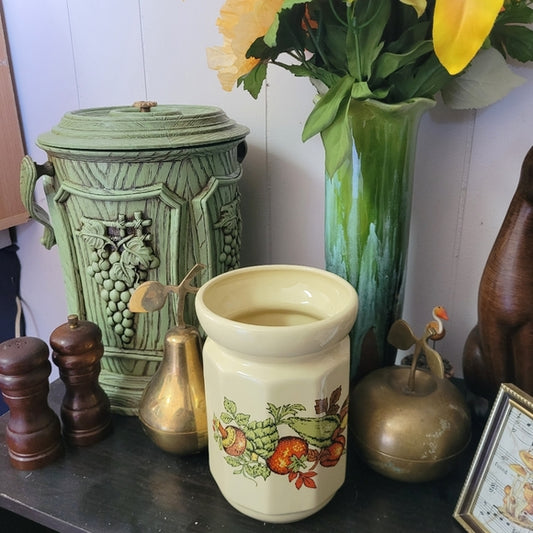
left=454, top=383, right=533, bottom=533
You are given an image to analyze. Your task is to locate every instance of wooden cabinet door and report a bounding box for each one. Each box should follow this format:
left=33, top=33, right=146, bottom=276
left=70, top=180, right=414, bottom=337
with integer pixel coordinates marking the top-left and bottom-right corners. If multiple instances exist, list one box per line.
left=0, top=5, right=27, bottom=230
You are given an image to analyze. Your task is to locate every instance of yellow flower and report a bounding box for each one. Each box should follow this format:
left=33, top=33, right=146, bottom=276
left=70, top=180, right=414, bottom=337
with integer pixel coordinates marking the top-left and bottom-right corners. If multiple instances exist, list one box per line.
left=207, top=0, right=284, bottom=91
left=400, top=0, right=427, bottom=17
left=433, top=0, right=504, bottom=75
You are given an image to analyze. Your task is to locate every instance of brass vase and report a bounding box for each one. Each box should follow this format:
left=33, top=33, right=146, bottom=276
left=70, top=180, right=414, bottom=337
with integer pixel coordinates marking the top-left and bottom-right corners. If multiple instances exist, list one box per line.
left=132, top=264, right=207, bottom=455
left=138, top=323, right=207, bottom=455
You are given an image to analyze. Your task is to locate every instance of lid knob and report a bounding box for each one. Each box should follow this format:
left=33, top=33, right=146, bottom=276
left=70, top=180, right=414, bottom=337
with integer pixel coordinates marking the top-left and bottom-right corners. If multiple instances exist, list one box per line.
left=68, top=314, right=79, bottom=329
left=133, top=100, right=157, bottom=112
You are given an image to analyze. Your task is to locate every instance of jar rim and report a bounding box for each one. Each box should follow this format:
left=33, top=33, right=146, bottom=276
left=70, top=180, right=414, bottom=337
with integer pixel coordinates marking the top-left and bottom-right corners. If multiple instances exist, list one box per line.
left=195, top=264, right=358, bottom=358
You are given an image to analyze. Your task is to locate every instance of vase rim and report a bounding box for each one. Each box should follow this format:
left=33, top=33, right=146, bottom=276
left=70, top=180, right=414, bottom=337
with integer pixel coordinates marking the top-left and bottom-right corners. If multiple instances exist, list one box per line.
left=352, top=97, right=436, bottom=111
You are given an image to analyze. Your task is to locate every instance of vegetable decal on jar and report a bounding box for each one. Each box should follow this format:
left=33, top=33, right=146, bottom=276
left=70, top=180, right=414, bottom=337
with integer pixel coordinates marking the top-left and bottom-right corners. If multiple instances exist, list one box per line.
left=213, top=386, right=348, bottom=490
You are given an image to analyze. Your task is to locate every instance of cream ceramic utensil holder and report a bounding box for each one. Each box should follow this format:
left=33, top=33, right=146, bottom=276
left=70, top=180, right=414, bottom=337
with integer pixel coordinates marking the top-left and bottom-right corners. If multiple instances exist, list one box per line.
left=195, top=265, right=358, bottom=523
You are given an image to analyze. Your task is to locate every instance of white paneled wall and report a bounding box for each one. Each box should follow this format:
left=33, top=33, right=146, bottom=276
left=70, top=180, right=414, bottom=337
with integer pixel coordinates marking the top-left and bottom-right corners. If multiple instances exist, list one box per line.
left=4, top=0, right=533, bottom=379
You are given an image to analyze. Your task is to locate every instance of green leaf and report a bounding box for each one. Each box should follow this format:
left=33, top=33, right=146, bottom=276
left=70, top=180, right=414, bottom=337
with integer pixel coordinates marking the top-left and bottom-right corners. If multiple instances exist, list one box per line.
left=322, top=20, right=350, bottom=73
left=441, top=48, right=525, bottom=110
left=494, top=25, right=533, bottom=63
left=495, top=3, right=533, bottom=25
left=369, top=86, right=390, bottom=100
left=373, top=40, right=433, bottom=82
left=245, top=462, right=271, bottom=480
left=110, top=261, right=135, bottom=286
left=264, top=0, right=309, bottom=47
left=246, top=37, right=272, bottom=61
left=235, top=413, right=251, bottom=427
left=302, top=75, right=353, bottom=142
left=350, top=0, right=390, bottom=79
left=224, top=456, right=242, bottom=468
left=385, top=20, right=431, bottom=55
left=220, top=412, right=233, bottom=424
left=278, top=403, right=306, bottom=419
left=408, top=56, right=452, bottom=99
left=121, top=237, right=153, bottom=269
left=266, top=403, right=280, bottom=421
left=79, top=219, right=108, bottom=249
left=320, top=97, right=352, bottom=177
left=389, top=53, right=451, bottom=101
left=238, top=63, right=268, bottom=100
left=283, top=64, right=340, bottom=89
left=487, top=3, right=533, bottom=62
left=350, top=81, right=374, bottom=100
left=223, top=397, right=237, bottom=415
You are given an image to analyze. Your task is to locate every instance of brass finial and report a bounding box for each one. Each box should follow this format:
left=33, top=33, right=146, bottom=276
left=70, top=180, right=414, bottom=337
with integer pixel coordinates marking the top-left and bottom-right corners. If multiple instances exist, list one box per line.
left=133, top=101, right=157, bottom=112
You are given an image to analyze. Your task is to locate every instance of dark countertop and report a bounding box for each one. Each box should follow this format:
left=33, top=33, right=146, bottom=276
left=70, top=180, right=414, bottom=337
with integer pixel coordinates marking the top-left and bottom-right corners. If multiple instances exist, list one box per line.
left=0, top=380, right=478, bottom=532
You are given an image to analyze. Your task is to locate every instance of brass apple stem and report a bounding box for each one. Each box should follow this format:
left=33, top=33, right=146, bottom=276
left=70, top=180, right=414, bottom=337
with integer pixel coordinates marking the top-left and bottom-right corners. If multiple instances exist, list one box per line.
left=406, top=332, right=433, bottom=393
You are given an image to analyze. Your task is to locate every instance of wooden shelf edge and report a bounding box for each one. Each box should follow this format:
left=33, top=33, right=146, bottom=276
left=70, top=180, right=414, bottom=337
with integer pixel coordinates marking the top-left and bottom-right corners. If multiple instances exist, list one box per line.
left=0, top=212, right=29, bottom=232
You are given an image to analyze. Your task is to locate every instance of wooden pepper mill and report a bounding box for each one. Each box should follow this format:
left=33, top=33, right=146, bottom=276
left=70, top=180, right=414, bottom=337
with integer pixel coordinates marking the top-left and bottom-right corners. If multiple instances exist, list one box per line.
left=50, top=314, right=112, bottom=446
left=0, top=337, right=63, bottom=470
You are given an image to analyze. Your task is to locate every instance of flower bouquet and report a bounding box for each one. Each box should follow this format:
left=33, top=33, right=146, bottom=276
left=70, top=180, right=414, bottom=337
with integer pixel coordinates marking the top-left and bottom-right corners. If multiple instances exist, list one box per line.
left=208, top=0, right=533, bottom=175
left=207, top=0, right=533, bottom=377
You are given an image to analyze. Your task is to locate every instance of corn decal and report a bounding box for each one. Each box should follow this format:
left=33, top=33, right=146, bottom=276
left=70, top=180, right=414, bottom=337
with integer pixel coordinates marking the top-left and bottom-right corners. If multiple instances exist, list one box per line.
left=213, top=386, right=348, bottom=489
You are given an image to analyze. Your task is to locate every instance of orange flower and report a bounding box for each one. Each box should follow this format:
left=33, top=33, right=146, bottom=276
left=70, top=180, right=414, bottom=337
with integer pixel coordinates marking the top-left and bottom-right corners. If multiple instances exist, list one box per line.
left=302, top=4, right=318, bottom=31
left=207, top=0, right=285, bottom=91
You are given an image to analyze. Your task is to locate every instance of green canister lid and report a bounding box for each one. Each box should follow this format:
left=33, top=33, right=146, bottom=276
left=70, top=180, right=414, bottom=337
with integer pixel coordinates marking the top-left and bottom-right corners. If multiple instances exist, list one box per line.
left=37, top=102, right=249, bottom=151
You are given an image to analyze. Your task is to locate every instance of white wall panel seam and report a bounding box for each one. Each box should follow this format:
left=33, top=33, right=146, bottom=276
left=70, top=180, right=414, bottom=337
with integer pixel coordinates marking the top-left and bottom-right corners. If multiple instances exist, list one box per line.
left=137, top=0, right=148, bottom=100
left=448, top=110, right=476, bottom=312
left=65, top=0, right=81, bottom=109
left=265, top=80, right=272, bottom=263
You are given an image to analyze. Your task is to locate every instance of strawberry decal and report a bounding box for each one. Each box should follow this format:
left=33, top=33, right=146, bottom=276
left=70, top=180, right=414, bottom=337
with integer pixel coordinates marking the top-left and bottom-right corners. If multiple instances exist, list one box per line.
left=267, top=436, right=309, bottom=475
left=213, top=386, right=347, bottom=490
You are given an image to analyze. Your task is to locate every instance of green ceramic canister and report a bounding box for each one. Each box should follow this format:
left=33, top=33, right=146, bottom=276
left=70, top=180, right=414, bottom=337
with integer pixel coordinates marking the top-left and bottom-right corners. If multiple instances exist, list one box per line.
left=20, top=102, right=249, bottom=414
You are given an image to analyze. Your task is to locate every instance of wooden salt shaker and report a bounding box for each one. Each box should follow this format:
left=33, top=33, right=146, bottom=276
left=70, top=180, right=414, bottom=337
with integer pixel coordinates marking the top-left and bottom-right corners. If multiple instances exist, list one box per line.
left=50, top=314, right=112, bottom=446
left=0, top=337, right=63, bottom=470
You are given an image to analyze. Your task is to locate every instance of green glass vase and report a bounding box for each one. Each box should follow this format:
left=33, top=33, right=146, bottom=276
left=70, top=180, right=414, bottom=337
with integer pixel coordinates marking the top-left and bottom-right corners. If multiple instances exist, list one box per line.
left=325, top=97, right=435, bottom=381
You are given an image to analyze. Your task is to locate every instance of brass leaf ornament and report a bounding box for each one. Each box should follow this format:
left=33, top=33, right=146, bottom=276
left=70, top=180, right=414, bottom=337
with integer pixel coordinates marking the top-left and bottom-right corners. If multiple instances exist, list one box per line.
left=387, top=306, right=448, bottom=390
left=129, top=263, right=205, bottom=326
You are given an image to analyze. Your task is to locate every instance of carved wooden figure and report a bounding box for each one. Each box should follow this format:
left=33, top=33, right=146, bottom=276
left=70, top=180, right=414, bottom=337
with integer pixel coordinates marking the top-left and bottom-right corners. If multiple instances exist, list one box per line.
left=0, top=337, right=63, bottom=469
left=463, top=145, right=533, bottom=400
left=50, top=315, right=112, bottom=446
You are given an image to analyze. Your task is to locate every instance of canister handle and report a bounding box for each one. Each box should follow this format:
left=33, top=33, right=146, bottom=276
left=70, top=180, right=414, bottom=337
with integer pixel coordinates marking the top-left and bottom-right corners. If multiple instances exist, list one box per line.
left=20, top=155, right=56, bottom=249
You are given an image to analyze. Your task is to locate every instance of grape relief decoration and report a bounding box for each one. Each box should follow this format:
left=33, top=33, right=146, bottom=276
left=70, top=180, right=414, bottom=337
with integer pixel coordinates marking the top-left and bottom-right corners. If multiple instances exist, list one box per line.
left=78, top=211, right=160, bottom=346
left=213, top=194, right=241, bottom=271
left=213, top=386, right=348, bottom=490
